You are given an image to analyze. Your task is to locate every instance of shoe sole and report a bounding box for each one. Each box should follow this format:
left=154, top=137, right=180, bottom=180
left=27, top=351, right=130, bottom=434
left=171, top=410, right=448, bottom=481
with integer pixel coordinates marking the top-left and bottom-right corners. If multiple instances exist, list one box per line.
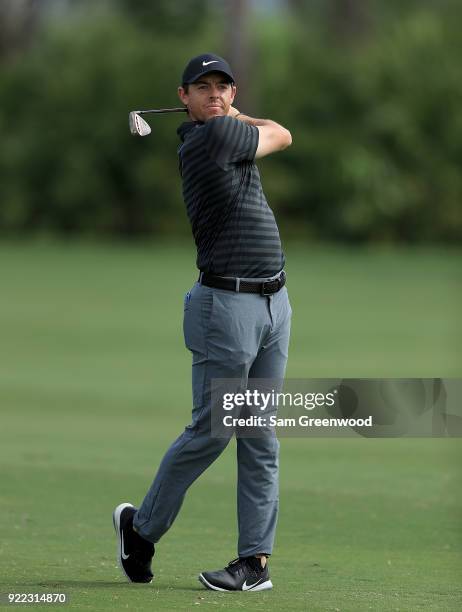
left=113, top=502, right=152, bottom=584
left=198, top=573, right=273, bottom=592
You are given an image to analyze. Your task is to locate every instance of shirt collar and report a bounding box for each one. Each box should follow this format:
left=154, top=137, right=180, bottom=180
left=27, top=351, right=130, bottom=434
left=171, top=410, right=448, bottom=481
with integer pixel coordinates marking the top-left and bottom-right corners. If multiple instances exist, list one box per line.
left=177, top=120, right=203, bottom=142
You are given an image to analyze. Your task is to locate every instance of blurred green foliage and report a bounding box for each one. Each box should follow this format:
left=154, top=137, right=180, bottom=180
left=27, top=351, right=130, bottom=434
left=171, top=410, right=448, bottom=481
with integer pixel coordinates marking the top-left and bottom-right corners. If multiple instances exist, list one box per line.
left=0, top=1, right=460, bottom=242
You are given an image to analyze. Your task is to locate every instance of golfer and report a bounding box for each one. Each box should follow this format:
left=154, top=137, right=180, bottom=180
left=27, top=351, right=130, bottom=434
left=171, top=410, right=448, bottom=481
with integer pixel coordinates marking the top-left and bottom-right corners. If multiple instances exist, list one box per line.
left=113, top=53, right=292, bottom=592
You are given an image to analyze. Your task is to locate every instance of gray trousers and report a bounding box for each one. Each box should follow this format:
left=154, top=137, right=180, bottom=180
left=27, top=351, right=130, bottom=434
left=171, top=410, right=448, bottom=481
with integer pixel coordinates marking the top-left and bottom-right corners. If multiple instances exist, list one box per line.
left=133, top=279, right=291, bottom=557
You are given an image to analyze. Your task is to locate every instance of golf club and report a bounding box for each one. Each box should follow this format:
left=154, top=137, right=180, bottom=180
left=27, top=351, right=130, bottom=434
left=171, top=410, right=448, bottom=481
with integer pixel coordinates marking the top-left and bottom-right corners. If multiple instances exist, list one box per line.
left=129, top=107, right=187, bottom=136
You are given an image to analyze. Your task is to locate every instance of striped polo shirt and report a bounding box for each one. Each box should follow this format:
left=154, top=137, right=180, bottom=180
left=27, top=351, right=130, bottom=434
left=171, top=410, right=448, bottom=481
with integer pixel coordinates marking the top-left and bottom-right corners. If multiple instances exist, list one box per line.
left=177, top=115, right=284, bottom=278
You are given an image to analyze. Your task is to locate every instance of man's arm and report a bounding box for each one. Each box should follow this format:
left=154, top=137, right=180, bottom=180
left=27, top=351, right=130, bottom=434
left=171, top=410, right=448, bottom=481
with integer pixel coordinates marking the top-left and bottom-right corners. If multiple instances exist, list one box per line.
left=228, top=106, right=292, bottom=159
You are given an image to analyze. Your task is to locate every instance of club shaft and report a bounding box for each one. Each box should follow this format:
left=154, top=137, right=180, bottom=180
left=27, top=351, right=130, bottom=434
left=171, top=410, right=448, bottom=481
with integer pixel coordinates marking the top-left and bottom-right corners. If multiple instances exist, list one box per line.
left=135, top=108, right=187, bottom=115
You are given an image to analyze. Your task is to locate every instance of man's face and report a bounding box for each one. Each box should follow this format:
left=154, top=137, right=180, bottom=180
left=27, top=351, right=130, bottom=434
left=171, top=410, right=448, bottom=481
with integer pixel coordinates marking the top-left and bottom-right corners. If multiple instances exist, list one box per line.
left=178, top=72, right=236, bottom=122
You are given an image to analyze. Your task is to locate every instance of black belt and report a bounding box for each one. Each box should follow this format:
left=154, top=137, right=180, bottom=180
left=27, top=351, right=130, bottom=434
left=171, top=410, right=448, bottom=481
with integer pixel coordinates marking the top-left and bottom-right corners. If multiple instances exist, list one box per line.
left=199, top=270, right=286, bottom=296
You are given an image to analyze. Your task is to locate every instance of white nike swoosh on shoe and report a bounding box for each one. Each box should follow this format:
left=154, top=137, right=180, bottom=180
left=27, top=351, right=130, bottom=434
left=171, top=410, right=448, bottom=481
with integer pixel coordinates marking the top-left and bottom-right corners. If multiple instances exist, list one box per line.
left=242, top=578, right=263, bottom=591
left=202, top=60, right=219, bottom=66
left=121, top=532, right=130, bottom=560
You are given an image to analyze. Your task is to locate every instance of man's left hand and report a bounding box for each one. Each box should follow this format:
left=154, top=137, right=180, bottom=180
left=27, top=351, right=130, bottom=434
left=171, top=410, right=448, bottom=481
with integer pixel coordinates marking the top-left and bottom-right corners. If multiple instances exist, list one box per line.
left=228, top=106, right=240, bottom=118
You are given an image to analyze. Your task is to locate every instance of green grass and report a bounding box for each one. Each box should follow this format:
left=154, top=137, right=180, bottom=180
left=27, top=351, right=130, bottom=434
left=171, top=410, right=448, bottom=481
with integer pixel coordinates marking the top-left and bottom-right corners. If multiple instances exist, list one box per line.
left=0, top=240, right=461, bottom=611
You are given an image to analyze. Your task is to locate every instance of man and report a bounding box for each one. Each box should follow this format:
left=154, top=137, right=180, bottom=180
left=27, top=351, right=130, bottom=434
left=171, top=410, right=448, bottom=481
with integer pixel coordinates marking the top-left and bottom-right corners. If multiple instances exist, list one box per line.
left=113, top=53, right=292, bottom=592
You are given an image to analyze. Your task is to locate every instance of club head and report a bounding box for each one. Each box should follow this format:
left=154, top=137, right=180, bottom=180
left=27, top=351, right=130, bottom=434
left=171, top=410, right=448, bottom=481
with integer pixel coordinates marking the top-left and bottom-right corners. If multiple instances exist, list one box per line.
left=129, top=111, right=151, bottom=136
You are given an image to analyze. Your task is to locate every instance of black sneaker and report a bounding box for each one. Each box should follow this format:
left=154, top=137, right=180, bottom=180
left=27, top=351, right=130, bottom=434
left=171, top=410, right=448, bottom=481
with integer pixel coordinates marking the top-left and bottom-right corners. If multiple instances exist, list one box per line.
left=113, top=502, right=154, bottom=583
left=199, top=557, right=273, bottom=592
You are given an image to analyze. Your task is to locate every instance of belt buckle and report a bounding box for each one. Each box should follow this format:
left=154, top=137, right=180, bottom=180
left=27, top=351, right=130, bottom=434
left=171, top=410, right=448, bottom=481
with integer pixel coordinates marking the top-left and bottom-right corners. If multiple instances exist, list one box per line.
left=261, top=279, right=277, bottom=296
left=261, top=271, right=285, bottom=296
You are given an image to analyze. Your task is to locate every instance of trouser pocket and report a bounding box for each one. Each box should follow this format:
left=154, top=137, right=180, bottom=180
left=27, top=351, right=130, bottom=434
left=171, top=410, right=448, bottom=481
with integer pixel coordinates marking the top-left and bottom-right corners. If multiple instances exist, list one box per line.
left=183, top=284, right=214, bottom=352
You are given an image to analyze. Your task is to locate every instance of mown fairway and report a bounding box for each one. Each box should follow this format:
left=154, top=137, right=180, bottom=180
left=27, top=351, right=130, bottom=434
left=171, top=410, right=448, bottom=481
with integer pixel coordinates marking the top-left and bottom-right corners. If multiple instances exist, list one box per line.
left=1, top=241, right=461, bottom=611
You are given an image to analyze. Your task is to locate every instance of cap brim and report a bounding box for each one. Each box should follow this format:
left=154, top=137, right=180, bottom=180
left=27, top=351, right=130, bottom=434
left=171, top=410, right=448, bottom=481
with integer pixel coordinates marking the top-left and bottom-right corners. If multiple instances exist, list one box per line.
left=184, top=69, right=234, bottom=84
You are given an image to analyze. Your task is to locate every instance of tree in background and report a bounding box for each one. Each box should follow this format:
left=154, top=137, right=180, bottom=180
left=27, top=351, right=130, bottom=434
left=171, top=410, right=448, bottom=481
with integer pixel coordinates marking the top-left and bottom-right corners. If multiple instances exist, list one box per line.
left=224, top=0, right=255, bottom=115
left=260, top=0, right=462, bottom=241
left=0, top=0, right=460, bottom=243
left=327, top=0, right=371, bottom=43
left=0, top=0, right=40, bottom=61
left=113, top=0, right=210, bottom=35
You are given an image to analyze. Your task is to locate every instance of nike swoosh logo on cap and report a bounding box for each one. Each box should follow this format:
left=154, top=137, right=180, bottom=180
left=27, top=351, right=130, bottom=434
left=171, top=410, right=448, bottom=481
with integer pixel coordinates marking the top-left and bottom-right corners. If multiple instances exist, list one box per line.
left=121, top=532, right=130, bottom=560
left=202, top=60, right=219, bottom=66
left=242, top=578, right=263, bottom=591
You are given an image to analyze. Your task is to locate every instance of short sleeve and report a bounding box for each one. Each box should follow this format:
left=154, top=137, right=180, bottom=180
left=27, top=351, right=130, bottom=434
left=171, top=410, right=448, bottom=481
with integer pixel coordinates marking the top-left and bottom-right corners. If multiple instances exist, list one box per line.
left=203, top=116, right=259, bottom=170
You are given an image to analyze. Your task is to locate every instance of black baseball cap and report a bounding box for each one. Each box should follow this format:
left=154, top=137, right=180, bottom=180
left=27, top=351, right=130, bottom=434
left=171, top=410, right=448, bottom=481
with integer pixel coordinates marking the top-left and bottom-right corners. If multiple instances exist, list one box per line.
left=181, top=53, right=234, bottom=85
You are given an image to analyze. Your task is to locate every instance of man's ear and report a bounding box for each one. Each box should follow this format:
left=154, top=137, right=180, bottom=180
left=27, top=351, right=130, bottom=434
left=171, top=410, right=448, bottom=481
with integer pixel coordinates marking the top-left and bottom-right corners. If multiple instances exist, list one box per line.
left=178, top=86, right=188, bottom=106
left=230, top=84, right=237, bottom=104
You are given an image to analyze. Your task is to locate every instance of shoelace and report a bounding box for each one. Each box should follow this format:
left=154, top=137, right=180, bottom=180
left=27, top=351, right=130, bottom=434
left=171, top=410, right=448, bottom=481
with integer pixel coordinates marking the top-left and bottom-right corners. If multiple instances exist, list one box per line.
left=226, top=557, right=262, bottom=578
